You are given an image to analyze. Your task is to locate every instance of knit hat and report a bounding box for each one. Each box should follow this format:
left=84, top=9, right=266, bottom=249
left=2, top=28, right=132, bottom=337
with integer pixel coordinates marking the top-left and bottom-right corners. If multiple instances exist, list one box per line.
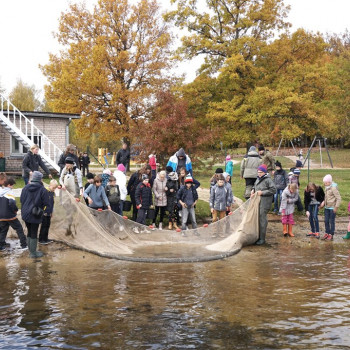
left=168, top=171, right=178, bottom=181
left=275, top=160, right=282, bottom=168
left=65, top=156, right=74, bottom=164
left=86, top=172, right=94, bottom=179
left=226, top=155, right=231, bottom=161
left=215, top=168, right=224, bottom=174
left=295, top=160, right=303, bottom=168
left=258, top=145, right=265, bottom=151
left=257, top=164, right=268, bottom=173
left=142, top=174, right=149, bottom=181
left=185, top=174, right=193, bottom=183
left=323, top=174, right=332, bottom=183
left=31, top=171, right=43, bottom=182
left=248, top=146, right=256, bottom=152
left=117, top=164, right=126, bottom=172
left=293, top=169, right=301, bottom=175
left=166, top=166, right=173, bottom=173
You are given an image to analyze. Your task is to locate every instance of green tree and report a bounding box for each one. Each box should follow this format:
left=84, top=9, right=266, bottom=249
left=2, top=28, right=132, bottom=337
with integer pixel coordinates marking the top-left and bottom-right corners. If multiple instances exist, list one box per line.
left=9, top=79, right=42, bottom=111
left=41, top=0, right=174, bottom=142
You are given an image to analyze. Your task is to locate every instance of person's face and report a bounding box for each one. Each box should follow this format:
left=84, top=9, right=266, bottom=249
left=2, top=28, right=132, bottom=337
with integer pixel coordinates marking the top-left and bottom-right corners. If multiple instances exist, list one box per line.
left=218, top=179, right=225, bottom=186
left=122, top=144, right=127, bottom=150
left=159, top=174, right=165, bottom=181
left=69, top=149, right=75, bottom=154
left=180, top=170, right=186, bottom=177
left=146, top=169, right=151, bottom=175
left=66, top=164, right=73, bottom=169
left=257, top=170, right=265, bottom=178
left=185, top=182, right=192, bottom=188
left=110, top=180, right=116, bottom=186
left=33, top=148, right=39, bottom=154
left=178, top=156, right=184, bottom=160
left=226, top=175, right=230, bottom=182
left=290, top=188, right=294, bottom=193
left=49, top=184, right=58, bottom=191
left=143, top=179, right=149, bottom=185
left=88, top=178, right=94, bottom=183
left=276, top=166, right=281, bottom=171
left=324, top=181, right=331, bottom=187
left=95, top=180, right=102, bottom=187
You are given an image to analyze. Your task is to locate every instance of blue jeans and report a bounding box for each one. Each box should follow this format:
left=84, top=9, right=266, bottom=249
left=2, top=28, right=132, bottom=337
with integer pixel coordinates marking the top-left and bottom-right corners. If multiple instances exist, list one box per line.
left=119, top=200, right=124, bottom=216
left=274, top=189, right=283, bottom=212
left=308, top=204, right=319, bottom=233
left=23, top=177, right=29, bottom=185
left=324, top=208, right=336, bottom=235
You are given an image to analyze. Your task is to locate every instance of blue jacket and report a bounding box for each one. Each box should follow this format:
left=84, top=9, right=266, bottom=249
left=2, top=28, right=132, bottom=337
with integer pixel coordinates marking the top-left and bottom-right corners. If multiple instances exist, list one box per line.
left=177, top=184, right=198, bottom=207
left=20, top=182, right=50, bottom=223
left=84, top=184, right=110, bottom=208
left=44, top=188, right=55, bottom=215
left=167, top=149, right=193, bottom=175
left=0, top=187, right=18, bottom=220
left=225, top=161, right=233, bottom=177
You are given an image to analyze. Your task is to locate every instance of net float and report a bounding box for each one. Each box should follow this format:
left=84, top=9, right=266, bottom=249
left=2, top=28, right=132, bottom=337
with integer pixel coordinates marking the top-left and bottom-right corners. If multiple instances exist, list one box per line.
left=176, top=228, right=182, bottom=232
left=203, top=223, right=209, bottom=227
left=57, top=185, right=62, bottom=189
left=123, top=216, right=128, bottom=220
left=75, top=198, right=80, bottom=202
left=98, top=208, right=103, bottom=212
left=228, top=212, right=233, bottom=215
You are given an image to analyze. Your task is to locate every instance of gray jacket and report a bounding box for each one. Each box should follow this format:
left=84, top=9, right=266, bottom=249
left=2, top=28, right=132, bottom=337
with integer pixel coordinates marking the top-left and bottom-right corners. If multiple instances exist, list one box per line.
left=152, top=175, right=167, bottom=207
left=253, top=175, right=276, bottom=208
left=210, top=184, right=233, bottom=211
left=273, top=169, right=289, bottom=190
left=240, top=151, right=262, bottom=178
left=280, top=187, right=299, bottom=215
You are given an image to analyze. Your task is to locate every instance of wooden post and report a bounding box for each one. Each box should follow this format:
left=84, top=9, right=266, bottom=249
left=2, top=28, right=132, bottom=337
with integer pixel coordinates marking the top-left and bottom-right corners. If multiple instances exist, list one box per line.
left=276, top=138, right=283, bottom=157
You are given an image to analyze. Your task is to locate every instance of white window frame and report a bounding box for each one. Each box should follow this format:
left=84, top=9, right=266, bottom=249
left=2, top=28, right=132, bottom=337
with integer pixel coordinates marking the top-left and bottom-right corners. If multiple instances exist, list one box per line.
left=10, top=135, right=42, bottom=155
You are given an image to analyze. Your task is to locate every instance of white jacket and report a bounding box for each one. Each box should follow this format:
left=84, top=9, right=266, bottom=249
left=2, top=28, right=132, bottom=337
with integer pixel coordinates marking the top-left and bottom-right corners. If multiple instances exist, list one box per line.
left=113, top=170, right=127, bottom=200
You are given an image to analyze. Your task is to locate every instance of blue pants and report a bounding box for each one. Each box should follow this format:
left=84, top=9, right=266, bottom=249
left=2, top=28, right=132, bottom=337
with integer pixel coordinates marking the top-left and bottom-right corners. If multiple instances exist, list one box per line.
left=308, top=204, right=319, bottom=233
left=324, top=208, right=336, bottom=235
left=274, top=189, right=283, bottom=213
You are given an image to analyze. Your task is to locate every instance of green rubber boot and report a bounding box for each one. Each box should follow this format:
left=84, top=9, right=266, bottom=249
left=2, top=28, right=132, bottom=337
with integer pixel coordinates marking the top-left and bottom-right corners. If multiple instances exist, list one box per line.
left=28, top=237, right=44, bottom=258
left=342, top=232, right=350, bottom=240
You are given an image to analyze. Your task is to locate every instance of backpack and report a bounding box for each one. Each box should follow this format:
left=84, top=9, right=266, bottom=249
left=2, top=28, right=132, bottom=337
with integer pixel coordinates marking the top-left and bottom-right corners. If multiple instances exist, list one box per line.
left=106, top=185, right=120, bottom=204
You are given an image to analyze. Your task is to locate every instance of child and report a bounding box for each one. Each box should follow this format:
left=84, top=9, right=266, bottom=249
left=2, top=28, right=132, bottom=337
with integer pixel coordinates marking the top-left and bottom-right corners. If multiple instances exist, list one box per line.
left=177, top=174, right=198, bottom=236
left=343, top=202, right=350, bottom=239
left=304, top=183, right=325, bottom=239
left=225, top=155, right=233, bottom=183
left=210, top=174, right=233, bottom=237
left=39, top=179, right=58, bottom=245
left=135, top=174, right=153, bottom=226
left=60, top=157, right=83, bottom=198
left=0, top=177, right=27, bottom=251
left=84, top=175, right=111, bottom=211
left=178, top=167, right=200, bottom=189
left=81, top=152, right=90, bottom=177
left=105, top=175, right=120, bottom=214
left=289, top=168, right=303, bottom=211
left=280, top=183, right=299, bottom=237
left=0, top=172, right=7, bottom=187
left=210, top=168, right=224, bottom=193
left=223, top=172, right=234, bottom=212
left=320, top=174, right=341, bottom=241
left=101, top=169, right=112, bottom=188
left=84, top=173, right=95, bottom=205
left=113, top=164, right=127, bottom=215
left=152, top=170, right=167, bottom=230
left=149, top=153, right=157, bottom=181
left=166, top=171, right=179, bottom=230
left=273, top=161, right=289, bottom=214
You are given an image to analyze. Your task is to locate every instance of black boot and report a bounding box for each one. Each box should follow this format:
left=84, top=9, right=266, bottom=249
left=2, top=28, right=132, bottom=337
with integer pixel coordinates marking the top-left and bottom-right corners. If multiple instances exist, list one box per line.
left=28, top=237, right=44, bottom=258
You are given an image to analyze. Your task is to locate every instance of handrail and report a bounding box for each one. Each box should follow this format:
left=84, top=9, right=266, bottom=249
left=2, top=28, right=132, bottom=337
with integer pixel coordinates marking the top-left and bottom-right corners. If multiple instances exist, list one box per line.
left=0, top=93, right=62, bottom=172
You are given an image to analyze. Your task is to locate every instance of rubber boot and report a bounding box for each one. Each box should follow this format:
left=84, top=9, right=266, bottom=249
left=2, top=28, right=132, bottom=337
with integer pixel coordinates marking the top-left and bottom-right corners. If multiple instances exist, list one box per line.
left=168, top=222, right=173, bottom=230
left=288, top=224, right=295, bottom=237
left=28, top=237, right=44, bottom=258
left=283, top=224, right=288, bottom=237
left=342, top=232, right=350, bottom=239
left=173, top=222, right=179, bottom=230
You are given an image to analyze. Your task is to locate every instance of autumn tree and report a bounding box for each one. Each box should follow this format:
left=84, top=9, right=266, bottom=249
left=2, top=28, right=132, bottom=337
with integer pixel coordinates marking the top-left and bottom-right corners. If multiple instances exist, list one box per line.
left=9, top=79, right=42, bottom=111
left=166, top=0, right=290, bottom=73
left=41, top=0, right=173, bottom=142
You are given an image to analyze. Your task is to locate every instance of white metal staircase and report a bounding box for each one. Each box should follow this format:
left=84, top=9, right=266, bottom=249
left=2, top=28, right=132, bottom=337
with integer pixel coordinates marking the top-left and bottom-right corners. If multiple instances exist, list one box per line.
left=0, top=93, right=62, bottom=173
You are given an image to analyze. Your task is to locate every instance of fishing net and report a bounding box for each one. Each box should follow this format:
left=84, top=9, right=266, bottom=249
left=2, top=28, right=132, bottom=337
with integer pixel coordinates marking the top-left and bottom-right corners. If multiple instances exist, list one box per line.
left=49, top=190, right=261, bottom=263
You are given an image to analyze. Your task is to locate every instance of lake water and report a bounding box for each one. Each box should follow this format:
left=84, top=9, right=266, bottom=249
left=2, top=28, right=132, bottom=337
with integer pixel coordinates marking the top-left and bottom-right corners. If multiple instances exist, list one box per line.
left=1, top=227, right=350, bottom=349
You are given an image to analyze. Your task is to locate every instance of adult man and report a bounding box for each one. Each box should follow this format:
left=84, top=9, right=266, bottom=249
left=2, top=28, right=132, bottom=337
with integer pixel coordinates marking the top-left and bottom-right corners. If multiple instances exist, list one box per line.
left=58, top=144, right=80, bottom=174
left=167, top=148, right=193, bottom=176
left=259, top=145, right=276, bottom=175
left=116, top=143, right=130, bottom=171
left=240, top=146, right=261, bottom=199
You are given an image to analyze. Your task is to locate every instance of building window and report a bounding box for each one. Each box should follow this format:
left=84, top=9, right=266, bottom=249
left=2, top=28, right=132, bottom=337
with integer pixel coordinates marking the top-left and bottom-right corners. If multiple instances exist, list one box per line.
left=10, top=135, right=41, bottom=155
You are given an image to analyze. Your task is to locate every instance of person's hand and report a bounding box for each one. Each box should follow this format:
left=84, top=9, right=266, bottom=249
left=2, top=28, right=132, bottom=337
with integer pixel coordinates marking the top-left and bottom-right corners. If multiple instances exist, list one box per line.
left=333, top=208, right=337, bottom=214
left=88, top=197, right=93, bottom=205
left=281, top=212, right=285, bottom=216
left=182, top=202, right=187, bottom=208
left=257, top=190, right=263, bottom=196
left=170, top=189, right=174, bottom=192
left=226, top=206, right=230, bottom=211
left=164, top=187, right=168, bottom=191
left=29, top=171, right=33, bottom=176
left=80, top=188, right=83, bottom=196
left=107, top=205, right=111, bottom=211
left=306, top=211, right=310, bottom=218
left=62, top=185, right=66, bottom=190
left=211, top=208, right=214, bottom=213
left=191, top=202, right=196, bottom=208
left=49, top=174, right=53, bottom=179
left=320, top=201, right=324, bottom=208
left=137, top=204, right=142, bottom=209
left=250, top=193, right=255, bottom=198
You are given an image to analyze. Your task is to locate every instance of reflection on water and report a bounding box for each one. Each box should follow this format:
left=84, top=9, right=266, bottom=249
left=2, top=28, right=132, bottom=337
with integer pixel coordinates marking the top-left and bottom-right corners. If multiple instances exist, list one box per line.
left=1, top=239, right=350, bottom=349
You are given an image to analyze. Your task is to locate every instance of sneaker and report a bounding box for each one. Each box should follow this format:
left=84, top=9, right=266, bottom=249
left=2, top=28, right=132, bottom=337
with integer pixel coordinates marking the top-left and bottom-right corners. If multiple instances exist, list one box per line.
left=321, top=233, right=330, bottom=240
left=133, top=227, right=140, bottom=234
left=159, top=223, right=163, bottom=230
left=142, top=228, right=151, bottom=234
left=325, top=234, right=333, bottom=241
left=314, top=232, right=320, bottom=239
left=39, top=241, right=49, bottom=245
left=46, top=239, right=54, bottom=244
left=19, top=246, right=28, bottom=251
left=306, top=232, right=315, bottom=237
left=119, top=225, right=124, bottom=232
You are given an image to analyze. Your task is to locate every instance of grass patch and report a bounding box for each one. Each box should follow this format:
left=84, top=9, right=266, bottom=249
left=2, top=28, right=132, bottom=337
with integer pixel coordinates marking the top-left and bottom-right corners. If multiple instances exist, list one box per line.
left=305, top=148, right=350, bottom=168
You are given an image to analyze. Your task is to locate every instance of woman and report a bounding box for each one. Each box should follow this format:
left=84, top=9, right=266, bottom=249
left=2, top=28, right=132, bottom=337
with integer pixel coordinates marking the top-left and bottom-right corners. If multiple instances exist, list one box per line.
left=127, top=164, right=152, bottom=221
left=152, top=170, right=167, bottom=229
left=20, top=171, right=49, bottom=258
left=251, top=164, right=276, bottom=245
left=22, top=144, right=52, bottom=185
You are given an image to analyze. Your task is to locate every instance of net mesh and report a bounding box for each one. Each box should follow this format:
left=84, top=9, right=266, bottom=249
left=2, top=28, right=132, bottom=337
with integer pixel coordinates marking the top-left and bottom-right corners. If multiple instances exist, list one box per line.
left=49, top=190, right=261, bottom=263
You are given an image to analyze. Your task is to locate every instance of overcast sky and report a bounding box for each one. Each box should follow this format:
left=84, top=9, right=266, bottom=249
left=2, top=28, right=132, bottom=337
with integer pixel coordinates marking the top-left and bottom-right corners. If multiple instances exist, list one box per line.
left=0, top=0, right=349, bottom=96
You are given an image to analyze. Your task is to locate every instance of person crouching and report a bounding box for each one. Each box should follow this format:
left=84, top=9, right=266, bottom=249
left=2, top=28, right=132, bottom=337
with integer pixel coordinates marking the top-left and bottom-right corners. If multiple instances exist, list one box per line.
left=84, top=175, right=111, bottom=211
left=280, top=183, right=299, bottom=237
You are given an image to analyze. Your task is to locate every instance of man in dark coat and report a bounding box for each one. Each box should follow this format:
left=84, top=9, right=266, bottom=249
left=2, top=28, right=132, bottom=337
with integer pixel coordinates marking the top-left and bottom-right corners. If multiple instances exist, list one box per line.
left=58, top=144, right=80, bottom=174
left=22, top=144, right=52, bottom=185
left=116, top=143, right=130, bottom=171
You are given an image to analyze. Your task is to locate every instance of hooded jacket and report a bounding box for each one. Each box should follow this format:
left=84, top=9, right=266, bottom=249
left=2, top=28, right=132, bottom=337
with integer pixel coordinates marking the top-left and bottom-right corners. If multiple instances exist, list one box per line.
left=116, top=148, right=130, bottom=167
left=167, top=148, right=193, bottom=175
left=253, top=174, right=276, bottom=208
left=20, top=182, right=49, bottom=224
left=0, top=187, right=18, bottom=220
left=324, top=183, right=341, bottom=209
left=177, top=184, right=198, bottom=207
left=135, top=182, right=153, bottom=209
left=58, top=153, right=80, bottom=172
left=166, top=174, right=179, bottom=212
left=113, top=170, right=127, bottom=201
left=240, top=150, right=262, bottom=178
left=152, top=174, right=167, bottom=207
left=280, top=187, right=299, bottom=215
left=209, top=183, right=233, bottom=211
left=273, top=168, right=289, bottom=190
left=22, top=150, right=50, bottom=178
left=261, top=151, right=276, bottom=172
